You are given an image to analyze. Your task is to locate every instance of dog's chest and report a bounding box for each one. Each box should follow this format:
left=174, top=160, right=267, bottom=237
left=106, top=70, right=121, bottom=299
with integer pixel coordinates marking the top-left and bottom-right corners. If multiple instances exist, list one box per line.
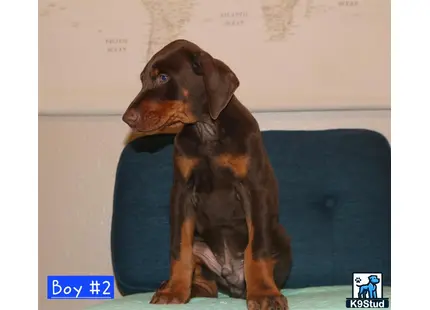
left=188, top=159, right=245, bottom=228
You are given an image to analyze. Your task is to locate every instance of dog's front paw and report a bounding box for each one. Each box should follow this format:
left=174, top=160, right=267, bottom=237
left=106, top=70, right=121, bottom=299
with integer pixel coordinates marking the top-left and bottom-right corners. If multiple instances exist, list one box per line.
left=149, top=281, right=190, bottom=304
left=247, top=294, right=289, bottom=310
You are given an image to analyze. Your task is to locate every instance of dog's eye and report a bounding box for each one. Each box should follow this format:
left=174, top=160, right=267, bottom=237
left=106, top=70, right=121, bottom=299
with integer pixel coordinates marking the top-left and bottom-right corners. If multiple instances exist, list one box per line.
left=155, top=73, right=170, bottom=85
left=191, top=60, right=200, bottom=71
left=191, top=54, right=203, bottom=75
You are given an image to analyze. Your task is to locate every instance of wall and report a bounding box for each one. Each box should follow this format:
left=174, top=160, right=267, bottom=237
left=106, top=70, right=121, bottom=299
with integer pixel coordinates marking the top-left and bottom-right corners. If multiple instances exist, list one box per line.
left=39, top=0, right=391, bottom=114
left=38, top=109, right=390, bottom=310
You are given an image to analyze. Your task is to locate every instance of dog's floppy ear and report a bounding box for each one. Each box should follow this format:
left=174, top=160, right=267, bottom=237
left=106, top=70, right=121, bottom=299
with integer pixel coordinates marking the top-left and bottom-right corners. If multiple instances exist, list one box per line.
left=193, top=51, right=240, bottom=120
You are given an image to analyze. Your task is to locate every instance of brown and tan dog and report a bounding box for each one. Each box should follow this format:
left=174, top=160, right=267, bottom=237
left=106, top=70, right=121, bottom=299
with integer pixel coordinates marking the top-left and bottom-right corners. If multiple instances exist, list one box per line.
left=122, top=39, right=292, bottom=310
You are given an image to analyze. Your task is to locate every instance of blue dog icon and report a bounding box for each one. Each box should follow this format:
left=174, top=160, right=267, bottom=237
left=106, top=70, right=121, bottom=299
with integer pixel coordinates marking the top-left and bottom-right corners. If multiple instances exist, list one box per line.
left=356, top=275, right=380, bottom=298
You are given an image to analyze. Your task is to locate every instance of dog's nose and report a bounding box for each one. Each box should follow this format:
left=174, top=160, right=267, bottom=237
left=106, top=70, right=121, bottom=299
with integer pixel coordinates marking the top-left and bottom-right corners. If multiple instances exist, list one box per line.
left=122, top=108, right=140, bottom=128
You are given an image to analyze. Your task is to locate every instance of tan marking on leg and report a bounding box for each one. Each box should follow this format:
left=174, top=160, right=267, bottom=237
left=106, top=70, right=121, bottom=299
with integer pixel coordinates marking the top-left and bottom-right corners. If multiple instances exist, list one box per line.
left=245, top=218, right=280, bottom=298
left=191, top=256, right=218, bottom=298
left=169, top=218, right=195, bottom=288
left=151, top=218, right=195, bottom=304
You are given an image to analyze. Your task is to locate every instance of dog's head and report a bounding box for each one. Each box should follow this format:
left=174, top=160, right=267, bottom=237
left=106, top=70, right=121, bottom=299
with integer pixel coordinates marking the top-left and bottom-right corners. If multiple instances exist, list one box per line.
left=122, top=39, right=240, bottom=134
left=368, top=275, right=380, bottom=284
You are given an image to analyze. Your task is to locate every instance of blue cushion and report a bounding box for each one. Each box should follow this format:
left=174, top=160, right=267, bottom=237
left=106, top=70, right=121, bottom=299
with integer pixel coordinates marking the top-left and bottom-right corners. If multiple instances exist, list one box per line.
left=111, top=129, right=391, bottom=296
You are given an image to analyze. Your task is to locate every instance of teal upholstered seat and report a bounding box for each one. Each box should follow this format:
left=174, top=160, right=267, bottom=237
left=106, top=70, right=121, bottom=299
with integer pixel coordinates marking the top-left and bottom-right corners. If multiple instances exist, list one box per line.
left=90, top=129, right=391, bottom=309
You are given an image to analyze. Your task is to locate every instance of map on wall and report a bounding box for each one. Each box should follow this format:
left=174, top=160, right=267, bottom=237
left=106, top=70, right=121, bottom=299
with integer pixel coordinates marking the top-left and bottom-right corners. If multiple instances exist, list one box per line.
left=39, top=0, right=390, bottom=114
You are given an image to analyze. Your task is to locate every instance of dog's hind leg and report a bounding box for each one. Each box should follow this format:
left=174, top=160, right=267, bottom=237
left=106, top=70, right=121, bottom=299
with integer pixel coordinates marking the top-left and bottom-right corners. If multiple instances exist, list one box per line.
left=191, top=241, right=220, bottom=298
left=190, top=256, right=218, bottom=298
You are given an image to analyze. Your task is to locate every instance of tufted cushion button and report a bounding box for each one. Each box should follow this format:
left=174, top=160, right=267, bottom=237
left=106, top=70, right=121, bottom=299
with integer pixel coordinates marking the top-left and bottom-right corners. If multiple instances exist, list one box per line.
left=324, top=197, right=336, bottom=208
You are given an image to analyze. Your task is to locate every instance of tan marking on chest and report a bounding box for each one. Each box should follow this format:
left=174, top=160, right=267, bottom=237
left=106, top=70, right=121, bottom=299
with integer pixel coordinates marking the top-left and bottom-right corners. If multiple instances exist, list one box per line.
left=176, top=156, right=199, bottom=180
left=215, top=154, right=249, bottom=178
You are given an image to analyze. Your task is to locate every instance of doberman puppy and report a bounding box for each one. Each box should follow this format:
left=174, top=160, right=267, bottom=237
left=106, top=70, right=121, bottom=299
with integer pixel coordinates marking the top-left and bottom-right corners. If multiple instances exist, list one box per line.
left=122, top=39, right=292, bottom=310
